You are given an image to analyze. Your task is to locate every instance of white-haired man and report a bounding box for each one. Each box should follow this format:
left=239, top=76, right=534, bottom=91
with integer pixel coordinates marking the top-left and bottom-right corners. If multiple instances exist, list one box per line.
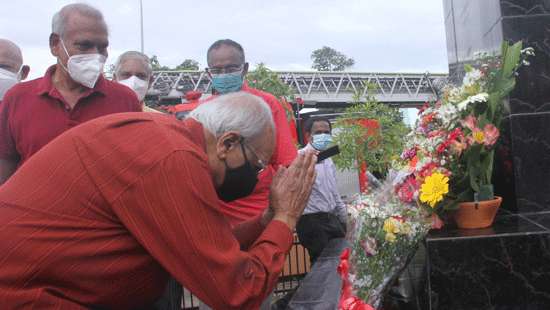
left=113, top=50, right=159, bottom=112
left=0, top=92, right=317, bottom=309
left=0, top=39, right=30, bottom=102
left=0, top=3, right=141, bottom=184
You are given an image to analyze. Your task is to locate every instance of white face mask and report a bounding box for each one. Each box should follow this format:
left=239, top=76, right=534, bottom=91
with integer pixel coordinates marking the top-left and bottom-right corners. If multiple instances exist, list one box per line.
left=117, top=75, right=149, bottom=101
left=0, top=67, right=20, bottom=100
left=59, top=39, right=106, bottom=88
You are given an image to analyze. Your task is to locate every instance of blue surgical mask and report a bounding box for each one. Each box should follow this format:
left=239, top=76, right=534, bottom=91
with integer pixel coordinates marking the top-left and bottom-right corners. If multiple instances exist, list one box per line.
left=311, top=133, right=333, bottom=151
left=211, top=71, right=244, bottom=94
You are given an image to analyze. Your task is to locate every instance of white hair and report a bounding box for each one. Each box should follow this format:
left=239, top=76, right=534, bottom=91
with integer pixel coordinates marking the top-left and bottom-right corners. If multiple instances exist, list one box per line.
left=114, top=51, right=152, bottom=77
left=189, top=92, right=275, bottom=144
left=52, top=3, right=107, bottom=38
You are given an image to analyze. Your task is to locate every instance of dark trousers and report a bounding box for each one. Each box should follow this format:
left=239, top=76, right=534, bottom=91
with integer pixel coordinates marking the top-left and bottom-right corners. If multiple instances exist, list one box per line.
left=296, top=212, right=346, bottom=265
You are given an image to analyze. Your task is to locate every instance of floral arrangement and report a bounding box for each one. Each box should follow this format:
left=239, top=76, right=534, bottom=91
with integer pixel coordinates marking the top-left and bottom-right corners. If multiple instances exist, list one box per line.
left=339, top=41, right=534, bottom=309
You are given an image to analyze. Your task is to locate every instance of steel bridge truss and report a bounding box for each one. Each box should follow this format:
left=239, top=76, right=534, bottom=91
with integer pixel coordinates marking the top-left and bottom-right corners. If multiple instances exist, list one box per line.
left=150, top=71, right=447, bottom=105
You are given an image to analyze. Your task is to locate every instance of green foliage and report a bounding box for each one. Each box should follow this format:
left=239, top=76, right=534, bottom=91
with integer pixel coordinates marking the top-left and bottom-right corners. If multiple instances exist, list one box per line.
left=150, top=55, right=200, bottom=71
left=246, top=63, right=294, bottom=100
left=311, top=46, right=355, bottom=71
left=333, top=92, right=408, bottom=176
left=175, top=59, right=200, bottom=70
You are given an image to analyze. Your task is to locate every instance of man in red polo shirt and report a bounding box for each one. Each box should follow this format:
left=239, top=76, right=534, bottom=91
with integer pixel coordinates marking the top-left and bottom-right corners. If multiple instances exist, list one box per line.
left=206, top=39, right=297, bottom=226
left=0, top=3, right=141, bottom=184
left=0, top=92, right=316, bottom=309
left=0, top=39, right=30, bottom=102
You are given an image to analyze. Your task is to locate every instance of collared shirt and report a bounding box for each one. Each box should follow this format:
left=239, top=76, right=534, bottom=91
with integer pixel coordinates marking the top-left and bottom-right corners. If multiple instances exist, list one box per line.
left=299, top=144, right=347, bottom=222
left=0, top=65, right=141, bottom=167
left=0, top=114, right=293, bottom=309
left=216, top=83, right=298, bottom=226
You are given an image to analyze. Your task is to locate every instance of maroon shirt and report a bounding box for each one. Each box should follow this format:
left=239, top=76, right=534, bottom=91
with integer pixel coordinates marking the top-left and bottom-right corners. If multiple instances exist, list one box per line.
left=0, top=114, right=292, bottom=309
left=0, top=65, right=141, bottom=167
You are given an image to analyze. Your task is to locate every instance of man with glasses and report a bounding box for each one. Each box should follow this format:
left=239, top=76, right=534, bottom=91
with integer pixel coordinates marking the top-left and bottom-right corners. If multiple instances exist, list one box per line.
left=0, top=3, right=141, bottom=184
left=205, top=39, right=297, bottom=226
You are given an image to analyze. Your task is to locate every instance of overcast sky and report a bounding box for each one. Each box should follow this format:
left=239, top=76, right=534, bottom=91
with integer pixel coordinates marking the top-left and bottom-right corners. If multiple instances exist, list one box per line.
left=0, top=0, right=449, bottom=79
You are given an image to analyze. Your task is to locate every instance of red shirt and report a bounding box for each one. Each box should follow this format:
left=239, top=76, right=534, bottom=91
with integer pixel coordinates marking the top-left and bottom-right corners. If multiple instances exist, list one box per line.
left=0, top=65, right=142, bottom=167
left=219, top=83, right=297, bottom=225
left=0, top=113, right=293, bottom=309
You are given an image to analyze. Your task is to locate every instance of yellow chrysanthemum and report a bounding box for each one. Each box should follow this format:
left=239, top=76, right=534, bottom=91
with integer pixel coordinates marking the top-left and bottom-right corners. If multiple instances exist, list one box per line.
left=420, top=172, right=449, bottom=208
left=473, top=131, right=485, bottom=144
left=385, top=232, right=396, bottom=243
left=383, top=218, right=400, bottom=234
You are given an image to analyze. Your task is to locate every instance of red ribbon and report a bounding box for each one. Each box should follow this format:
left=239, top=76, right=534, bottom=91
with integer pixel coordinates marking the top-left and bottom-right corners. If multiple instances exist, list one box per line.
left=337, top=248, right=375, bottom=310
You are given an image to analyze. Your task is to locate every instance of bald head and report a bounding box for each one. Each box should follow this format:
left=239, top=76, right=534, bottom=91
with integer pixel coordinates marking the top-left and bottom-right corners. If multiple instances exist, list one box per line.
left=0, top=39, right=23, bottom=73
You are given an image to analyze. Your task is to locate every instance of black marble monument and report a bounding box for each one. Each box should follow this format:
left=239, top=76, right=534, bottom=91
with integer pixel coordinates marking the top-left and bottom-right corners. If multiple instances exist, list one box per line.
left=426, top=1, right=550, bottom=309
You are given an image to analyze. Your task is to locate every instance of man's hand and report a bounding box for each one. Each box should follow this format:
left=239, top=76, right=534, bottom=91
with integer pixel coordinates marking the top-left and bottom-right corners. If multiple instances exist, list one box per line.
left=269, top=151, right=317, bottom=230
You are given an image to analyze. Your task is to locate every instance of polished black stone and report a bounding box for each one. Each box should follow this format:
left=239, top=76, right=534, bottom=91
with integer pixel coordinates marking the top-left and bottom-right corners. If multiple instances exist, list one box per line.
left=427, top=213, right=547, bottom=241
left=500, top=0, right=550, bottom=16
left=443, top=0, right=550, bottom=213
left=509, top=112, right=550, bottom=212
left=426, top=213, right=550, bottom=310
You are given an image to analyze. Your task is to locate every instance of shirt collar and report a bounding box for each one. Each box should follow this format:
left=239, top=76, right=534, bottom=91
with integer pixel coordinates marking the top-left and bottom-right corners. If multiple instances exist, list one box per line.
left=182, top=117, right=207, bottom=152
left=36, top=65, right=108, bottom=97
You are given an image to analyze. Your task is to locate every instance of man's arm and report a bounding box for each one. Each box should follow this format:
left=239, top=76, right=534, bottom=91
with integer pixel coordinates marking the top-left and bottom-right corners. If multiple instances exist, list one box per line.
left=0, top=98, right=19, bottom=184
left=0, top=158, right=17, bottom=185
left=112, top=151, right=316, bottom=309
left=268, top=97, right=297, bottom=167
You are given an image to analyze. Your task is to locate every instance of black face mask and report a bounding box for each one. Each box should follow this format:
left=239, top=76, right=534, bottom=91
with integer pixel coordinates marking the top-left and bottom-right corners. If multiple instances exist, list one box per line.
left=216, top=143, right=259, bottom=202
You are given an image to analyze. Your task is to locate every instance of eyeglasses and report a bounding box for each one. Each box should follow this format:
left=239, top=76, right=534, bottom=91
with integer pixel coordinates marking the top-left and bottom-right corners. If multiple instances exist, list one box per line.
left=207, top=64, right=244, bottom=75
left=241, top=139, right=267, bottom=175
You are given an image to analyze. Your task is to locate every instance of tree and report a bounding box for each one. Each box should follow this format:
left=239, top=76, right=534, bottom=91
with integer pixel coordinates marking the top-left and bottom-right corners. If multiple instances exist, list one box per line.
left=175, top=59, right=200, bottom=71
left=311, top=46, right=355, bottom=71
left=150, top=55, right=170, bottom=71
left=246, top=63, right=294, bottom=99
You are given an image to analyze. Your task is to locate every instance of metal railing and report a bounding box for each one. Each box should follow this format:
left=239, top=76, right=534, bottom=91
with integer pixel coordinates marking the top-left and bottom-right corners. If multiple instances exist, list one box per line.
left=150, top=70, right=448, bottom=105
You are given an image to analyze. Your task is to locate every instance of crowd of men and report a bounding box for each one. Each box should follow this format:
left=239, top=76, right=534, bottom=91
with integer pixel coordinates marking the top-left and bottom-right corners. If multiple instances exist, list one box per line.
left=0, top=3, right=349, bottom=309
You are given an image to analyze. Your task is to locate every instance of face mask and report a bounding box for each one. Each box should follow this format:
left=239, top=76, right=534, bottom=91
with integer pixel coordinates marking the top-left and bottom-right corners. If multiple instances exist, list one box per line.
left=0, top=68, right=19, bottom=100
left=211, top=71, right=244, bottom=94
left=59, top=39, right=106, bottom=88
left=118, top=75, right=149, bottom=101
left=311, top=133, right=333, bottom=151
left=216, top=142, right=259, bottom=202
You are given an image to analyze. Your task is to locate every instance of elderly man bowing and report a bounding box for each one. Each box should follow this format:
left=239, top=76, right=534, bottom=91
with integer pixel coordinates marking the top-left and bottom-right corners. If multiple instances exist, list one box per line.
left=0, top=92, right=316, bottom=310
left=0, top=3, right=141, bottom=184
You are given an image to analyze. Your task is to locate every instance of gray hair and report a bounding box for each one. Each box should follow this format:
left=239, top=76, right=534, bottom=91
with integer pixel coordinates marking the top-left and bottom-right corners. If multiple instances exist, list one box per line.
left=189, top=92, right=275, bottom=144
left=52, top=3, right=107, bottom=38
left=114, top=51, right=152, bottom=77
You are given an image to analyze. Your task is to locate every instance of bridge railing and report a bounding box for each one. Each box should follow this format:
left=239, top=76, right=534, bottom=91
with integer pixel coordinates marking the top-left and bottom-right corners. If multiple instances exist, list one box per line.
left=149, top=70, right=448, bottom=104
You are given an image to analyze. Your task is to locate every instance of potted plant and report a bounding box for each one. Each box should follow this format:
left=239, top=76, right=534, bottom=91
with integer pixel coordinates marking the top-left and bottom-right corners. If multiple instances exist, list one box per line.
left=393, top=41, right=534, bottom=228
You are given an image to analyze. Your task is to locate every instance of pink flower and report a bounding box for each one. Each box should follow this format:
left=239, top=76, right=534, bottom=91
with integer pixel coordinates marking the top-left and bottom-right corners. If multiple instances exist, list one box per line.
left=431, top=213, right=444, bottom=229
left=483, top=124, right=500, bottom=146
left=360, top=237, right=378, bottom=257
left=461, top=115, right=477, bottom=131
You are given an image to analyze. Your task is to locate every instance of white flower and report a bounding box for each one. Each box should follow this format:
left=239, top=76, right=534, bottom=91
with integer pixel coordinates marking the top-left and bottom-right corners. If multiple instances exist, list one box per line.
left=522, top=60, right=531, bottom=66
left=462, top=69, right=483, bottom=86
left=521, top=47, right=535, bottom=56
left=457, top=92, right=489, bottom=111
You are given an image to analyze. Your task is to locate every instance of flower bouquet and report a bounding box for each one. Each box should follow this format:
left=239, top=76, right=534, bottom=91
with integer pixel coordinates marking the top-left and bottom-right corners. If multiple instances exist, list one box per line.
left=339, top=41, right=533, bottom=309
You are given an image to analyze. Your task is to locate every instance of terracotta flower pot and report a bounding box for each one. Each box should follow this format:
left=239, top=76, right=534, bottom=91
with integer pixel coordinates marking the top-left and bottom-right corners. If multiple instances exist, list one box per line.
left=454, top=196, right=503, bottom=229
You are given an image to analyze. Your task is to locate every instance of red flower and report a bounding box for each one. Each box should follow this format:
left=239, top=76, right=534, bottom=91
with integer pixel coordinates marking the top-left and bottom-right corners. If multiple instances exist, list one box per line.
left=396, top=176, right=419, bottom=203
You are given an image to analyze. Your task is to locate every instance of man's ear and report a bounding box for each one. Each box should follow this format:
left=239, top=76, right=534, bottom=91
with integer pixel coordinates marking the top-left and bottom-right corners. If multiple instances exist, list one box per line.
left=242, top=62, right=249, bottom=76
left=216, top=131, right=241, bottom=159
left=49, top=33, right=60, bottom=57
left=20, top=65, right=30, bottom=80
